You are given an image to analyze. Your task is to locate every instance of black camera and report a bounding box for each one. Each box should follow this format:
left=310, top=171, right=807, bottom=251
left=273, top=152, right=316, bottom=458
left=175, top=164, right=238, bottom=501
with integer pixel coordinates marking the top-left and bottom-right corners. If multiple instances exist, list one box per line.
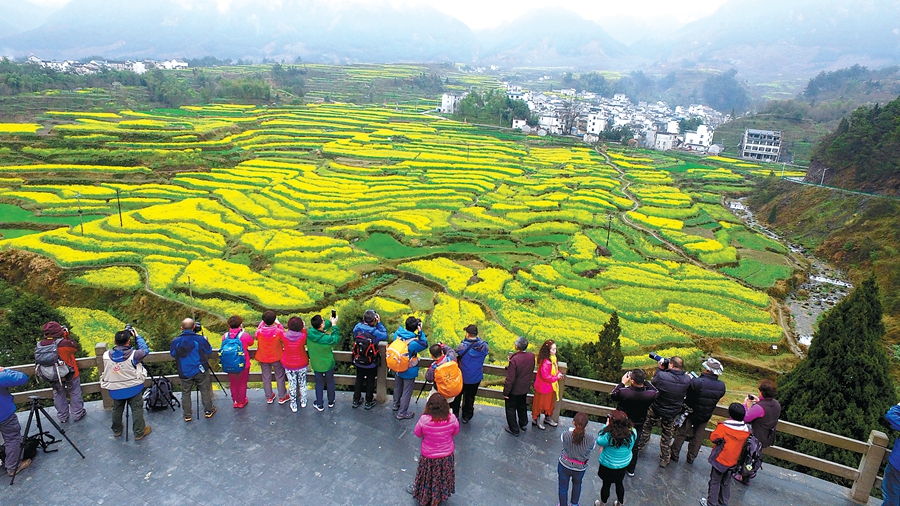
left=649, top=352, right=670, bottom=369
left=193, top=321, right=202, bottom=334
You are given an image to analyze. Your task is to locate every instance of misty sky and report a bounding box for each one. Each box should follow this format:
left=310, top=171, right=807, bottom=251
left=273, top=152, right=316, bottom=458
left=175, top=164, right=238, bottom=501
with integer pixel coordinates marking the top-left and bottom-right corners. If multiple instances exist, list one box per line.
left=28, top=0, right=730, bottom=31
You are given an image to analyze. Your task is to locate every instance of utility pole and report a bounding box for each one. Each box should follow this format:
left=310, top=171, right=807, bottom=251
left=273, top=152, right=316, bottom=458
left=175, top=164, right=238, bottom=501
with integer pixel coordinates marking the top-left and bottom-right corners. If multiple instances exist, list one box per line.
left=606, top=214, right=612, bottom=247
left=820, top=167, right=828, bottom=186
left=75, top=193, right=84, bottom=235
left=116, top=188, right=123, bottom=227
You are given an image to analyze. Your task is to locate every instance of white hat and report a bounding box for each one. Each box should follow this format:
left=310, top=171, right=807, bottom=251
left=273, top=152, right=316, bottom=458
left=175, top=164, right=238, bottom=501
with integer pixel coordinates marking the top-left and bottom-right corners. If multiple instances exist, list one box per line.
left=703, top=357, right=724, bottom=375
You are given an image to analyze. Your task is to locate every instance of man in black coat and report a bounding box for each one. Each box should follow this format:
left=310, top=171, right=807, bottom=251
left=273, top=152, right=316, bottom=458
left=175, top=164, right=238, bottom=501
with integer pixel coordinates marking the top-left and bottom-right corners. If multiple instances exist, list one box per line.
left=637, top=356, right=691, bottom=468
left=671, top=357, right=727, bottom=464
left=610, top=368, right=658, bottom=476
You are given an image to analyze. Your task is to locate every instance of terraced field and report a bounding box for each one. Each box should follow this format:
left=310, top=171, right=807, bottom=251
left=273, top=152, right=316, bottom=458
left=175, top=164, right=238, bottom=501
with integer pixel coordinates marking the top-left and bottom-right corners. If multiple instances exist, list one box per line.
left=0, top=101, right=801, bottom=367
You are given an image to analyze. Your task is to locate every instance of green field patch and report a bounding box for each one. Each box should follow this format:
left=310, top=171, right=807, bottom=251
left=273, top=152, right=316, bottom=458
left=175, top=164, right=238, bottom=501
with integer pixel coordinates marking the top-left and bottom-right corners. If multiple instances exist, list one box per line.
left=720, top=256, right=793, bottom=288
left=0, top=203, right=105, bottom=226
left=381, top=279, right=437, bottom=311
left=356, top=232, right=553, bottom=260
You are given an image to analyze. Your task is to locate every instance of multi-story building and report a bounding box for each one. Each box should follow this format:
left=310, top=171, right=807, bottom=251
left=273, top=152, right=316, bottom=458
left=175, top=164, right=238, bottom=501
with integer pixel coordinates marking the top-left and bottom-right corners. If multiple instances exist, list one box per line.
left=740, top=129, right=782, bottom=162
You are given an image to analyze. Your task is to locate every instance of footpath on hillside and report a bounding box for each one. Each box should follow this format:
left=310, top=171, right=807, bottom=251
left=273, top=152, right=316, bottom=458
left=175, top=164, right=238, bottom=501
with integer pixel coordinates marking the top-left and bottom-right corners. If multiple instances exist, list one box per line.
left=3, top=390, right=877, bottom=506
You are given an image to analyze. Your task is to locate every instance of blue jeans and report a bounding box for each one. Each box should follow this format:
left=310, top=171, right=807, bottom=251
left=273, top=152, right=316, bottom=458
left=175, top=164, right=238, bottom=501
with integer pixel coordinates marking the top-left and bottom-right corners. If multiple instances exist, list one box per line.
left=883, top=463, right=900, bottom=506
left=558, top=461, right=586, bottom=506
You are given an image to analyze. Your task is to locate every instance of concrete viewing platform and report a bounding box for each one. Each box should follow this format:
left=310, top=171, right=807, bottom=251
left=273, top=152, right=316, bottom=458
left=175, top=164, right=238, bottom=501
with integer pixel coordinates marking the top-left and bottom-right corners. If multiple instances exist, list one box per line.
left=2, top=390, right=878, bottom=506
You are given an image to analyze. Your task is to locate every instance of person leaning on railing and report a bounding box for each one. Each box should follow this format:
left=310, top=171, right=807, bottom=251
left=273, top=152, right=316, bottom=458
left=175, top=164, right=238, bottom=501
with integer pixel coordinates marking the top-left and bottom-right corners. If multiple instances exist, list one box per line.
left=735, top=379, right=781, bottom=486
left=503, top=336, right=535, bottom=437
left=0, top=365, right=30, bottom=476
left=307, top=313, right=340, bottom=412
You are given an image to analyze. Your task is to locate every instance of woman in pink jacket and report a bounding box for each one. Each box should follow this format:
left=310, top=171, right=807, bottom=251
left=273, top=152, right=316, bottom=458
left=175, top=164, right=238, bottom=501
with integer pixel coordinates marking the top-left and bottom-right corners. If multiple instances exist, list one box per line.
left=532, top=339, right=561, bottom=430
left=408, top=392, right=460, bottom=506
left=282, top=317, right=309, bottom=413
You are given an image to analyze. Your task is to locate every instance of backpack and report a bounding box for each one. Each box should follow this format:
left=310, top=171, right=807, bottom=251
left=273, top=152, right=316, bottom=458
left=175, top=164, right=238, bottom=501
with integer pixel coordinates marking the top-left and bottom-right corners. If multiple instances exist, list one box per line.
left=352, top=330, right=378, bottom=367
left=143, top=374, right=180, bottom=411
left=385, top=338, right=412, bottom=373
left=433, top=360, right=463, bottom=398
left=219, top=331, right=247, bottom=374
left=734, top=433, right=764, bottom=480
left=34, top=338, right=73, bottom=383
left=0, top=434, right=39, bottom=465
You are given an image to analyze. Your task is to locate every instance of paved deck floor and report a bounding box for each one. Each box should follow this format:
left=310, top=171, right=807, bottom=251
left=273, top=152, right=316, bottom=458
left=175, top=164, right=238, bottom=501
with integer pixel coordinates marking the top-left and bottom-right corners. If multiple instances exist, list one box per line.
left=1, top=389, right=878, bottom=505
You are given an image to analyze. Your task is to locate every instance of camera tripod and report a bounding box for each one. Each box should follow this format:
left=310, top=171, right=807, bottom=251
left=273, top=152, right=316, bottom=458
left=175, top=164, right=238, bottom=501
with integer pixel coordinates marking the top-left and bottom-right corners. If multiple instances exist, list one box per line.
left=10, top=396, right=85, bottom=485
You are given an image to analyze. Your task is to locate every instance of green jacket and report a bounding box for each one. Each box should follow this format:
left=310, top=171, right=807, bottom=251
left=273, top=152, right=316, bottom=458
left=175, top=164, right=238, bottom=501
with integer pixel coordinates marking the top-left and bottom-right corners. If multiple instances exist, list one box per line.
left=307, top=321, right=340, bottom=372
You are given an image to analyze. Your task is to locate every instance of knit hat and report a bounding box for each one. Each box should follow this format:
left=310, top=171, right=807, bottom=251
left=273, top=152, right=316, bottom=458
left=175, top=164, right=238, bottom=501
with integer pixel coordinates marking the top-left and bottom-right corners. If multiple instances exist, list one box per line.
left=42, top=321, right=66, bottom=338
left=703, top=357, right=724, bottom=376
left=514, top=336, right=528, bottom=351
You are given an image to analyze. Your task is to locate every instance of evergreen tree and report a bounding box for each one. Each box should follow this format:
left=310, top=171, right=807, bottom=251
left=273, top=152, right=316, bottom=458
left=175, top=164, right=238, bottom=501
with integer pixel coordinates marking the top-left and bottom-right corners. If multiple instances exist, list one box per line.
left=557, top=312, right=624, bottom=409
left=0, top=292, right=71, bottom=366
left=778, top=277, right=896, bottom=474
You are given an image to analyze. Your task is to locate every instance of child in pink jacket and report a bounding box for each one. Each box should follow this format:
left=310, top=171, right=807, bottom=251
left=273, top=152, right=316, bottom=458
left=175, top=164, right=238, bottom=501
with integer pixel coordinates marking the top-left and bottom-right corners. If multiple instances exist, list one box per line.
left=533, top=339, right=561, bottom=430
left=282, top=317, right=309, bottom=412
left=409, top=393, right=460, bottom=506
left=223, top=315, right=255, bottom=408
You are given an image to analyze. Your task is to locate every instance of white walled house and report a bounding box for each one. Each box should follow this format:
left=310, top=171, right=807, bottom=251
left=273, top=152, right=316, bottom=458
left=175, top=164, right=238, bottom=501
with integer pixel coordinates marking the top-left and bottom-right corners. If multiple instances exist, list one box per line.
left=683, top=124, right=713, bottom=151
left=440, top=93, right=462, bottom=114
left=586, top=114, right=608, bottom=135
left=511, top=119, right=528, bottom=130
left=740, top=129, right=782, bottom=162
left=654, top=132, right=678, bottom=151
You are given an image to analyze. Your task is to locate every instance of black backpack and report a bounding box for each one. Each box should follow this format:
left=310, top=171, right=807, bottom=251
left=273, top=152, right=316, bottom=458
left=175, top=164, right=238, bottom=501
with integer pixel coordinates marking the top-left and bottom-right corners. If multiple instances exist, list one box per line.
left=734, top=433, right=764, bottom=480
left=352, top=330, right=378, bottom=367
left=0, top=434, right=39, bottom=464
left=143, top=374, right=180, bottom=411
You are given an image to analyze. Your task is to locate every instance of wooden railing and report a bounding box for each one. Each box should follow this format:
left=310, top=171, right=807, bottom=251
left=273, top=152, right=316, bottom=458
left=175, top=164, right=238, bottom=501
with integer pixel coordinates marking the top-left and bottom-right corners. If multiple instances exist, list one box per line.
left=6, top=343, right=887, bottom=505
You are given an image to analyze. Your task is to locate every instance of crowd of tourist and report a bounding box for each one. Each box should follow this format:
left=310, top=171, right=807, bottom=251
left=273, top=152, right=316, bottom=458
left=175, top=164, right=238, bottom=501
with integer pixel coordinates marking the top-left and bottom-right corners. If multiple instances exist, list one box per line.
left=4, top=309, right=870, bottom=506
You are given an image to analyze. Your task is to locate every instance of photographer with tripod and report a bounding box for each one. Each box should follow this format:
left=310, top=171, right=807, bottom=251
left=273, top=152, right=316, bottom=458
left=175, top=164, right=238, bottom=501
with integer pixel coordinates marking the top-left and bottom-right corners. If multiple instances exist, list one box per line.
left=100, top=325, right=151, bottom=440
left=0, top=365, right=30, bottom=476
left=170, top=318, right=216, bottom=422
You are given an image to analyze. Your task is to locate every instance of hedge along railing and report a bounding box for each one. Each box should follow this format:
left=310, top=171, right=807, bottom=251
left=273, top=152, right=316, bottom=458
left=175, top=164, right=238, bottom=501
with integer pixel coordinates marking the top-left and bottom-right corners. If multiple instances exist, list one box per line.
left=5, top=345, right=883, bottom=505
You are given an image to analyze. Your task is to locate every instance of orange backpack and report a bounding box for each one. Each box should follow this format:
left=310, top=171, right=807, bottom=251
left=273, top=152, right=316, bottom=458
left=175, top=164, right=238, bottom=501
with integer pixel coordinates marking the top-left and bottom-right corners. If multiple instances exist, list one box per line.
left=433, top=360, right=463, bottom=398
left=386, top=338, right=411, bottom=373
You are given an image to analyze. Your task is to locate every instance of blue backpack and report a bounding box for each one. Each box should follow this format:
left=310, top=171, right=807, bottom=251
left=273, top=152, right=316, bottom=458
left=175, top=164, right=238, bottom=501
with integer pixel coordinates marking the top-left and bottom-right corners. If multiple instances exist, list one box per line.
left=220, top=330, right=247, bottom=374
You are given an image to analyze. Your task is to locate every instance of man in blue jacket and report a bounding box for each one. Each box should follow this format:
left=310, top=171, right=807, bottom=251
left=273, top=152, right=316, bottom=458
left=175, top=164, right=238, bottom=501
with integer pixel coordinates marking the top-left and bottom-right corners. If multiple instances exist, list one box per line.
left=0, top=365, right=30, bottom=476
left=352, top=310, right=387, bottom=410
left=391, top=316, right=427, bottom=420
left=450, top=324, right=489, bottom=424
left=101, top=326, right=151, bottom=440
left=170, top=318, right=216, bottom=422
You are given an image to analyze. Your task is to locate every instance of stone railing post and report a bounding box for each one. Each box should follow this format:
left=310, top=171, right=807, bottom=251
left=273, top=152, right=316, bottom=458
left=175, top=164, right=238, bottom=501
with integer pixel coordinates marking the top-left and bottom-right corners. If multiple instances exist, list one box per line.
left=95, top=342, right=113, bottom=409
left=552, top=361, right=568, bottom=424
left=850, top=429, right=889, bottom=504
left=376, top=341, right=388, bottom=403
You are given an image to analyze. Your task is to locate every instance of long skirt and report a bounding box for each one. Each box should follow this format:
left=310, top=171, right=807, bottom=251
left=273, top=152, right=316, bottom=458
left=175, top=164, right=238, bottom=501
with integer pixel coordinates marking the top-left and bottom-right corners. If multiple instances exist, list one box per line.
left=532, top=391, right=555, bottom=417
left=413, top=452, right=455, bottom=505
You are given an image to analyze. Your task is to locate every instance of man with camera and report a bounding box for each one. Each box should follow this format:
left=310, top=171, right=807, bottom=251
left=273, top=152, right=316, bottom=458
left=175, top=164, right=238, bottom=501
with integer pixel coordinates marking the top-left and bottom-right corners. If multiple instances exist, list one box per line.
left=671, top=357, right=726, bottom=465
left=170, top=318, right=216, bottom=422
left=0, top=365, right=30, bottom=476
left=351, top=310, right=387, bottom=410
left=450, top=324, right=489, bottom=424
left=637, top=354, right=691, bottom=468
left=611, top=368, right=658, bottom=476
left=101, top=325, right=151, bottom=440
left=37, top=321, right=86, bottom=423
left=390, top=316, right=428, bottom=420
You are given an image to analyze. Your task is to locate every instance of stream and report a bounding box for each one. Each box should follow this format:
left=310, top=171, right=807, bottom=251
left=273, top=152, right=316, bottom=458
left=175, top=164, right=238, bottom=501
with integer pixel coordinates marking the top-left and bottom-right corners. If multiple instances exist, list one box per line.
left=727, top=198, right=852, bottom=348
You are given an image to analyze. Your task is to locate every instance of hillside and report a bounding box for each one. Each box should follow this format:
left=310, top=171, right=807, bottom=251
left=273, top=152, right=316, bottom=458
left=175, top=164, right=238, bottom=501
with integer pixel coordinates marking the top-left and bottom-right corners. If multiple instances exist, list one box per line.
left=748, top=177, right=900, bottom=348
left=806, top=95, right=900, bottom=195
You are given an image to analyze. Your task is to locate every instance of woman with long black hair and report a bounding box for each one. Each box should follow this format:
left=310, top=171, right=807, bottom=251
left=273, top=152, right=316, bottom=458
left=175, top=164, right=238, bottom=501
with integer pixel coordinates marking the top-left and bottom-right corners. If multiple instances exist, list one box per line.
left=594, top=410, right=636, bottom=506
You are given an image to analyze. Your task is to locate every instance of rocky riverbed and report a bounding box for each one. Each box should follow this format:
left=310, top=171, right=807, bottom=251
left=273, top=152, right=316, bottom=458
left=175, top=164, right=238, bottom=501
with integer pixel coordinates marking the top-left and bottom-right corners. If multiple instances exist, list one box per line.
left=728, top=198, right=852, bottom=348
